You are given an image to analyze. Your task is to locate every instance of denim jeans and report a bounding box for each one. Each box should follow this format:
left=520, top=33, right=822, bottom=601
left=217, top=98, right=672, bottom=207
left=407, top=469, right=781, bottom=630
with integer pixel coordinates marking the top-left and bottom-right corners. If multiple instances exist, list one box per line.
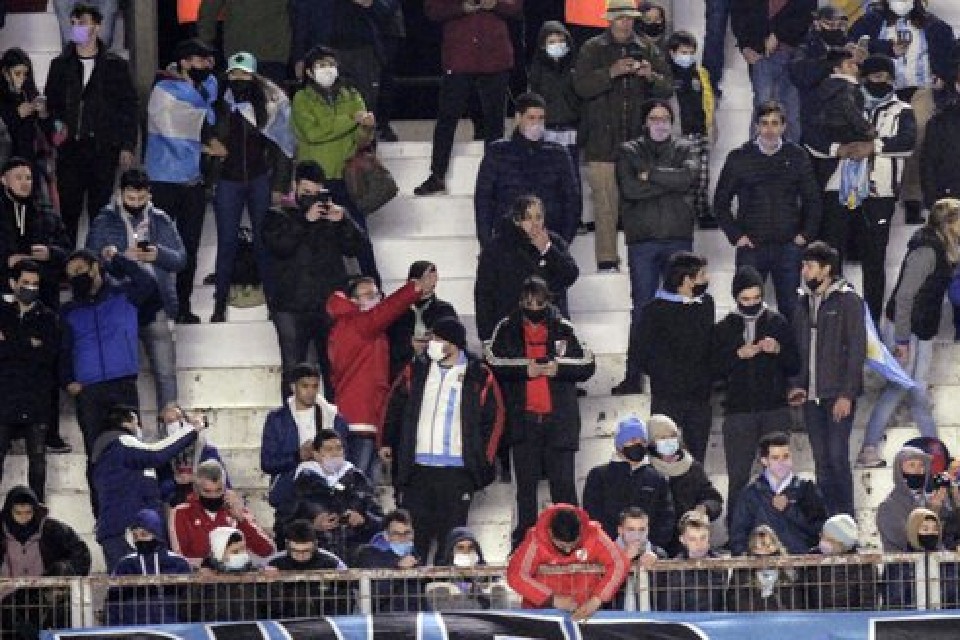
left=735, top=241, right=802, bottom=321
left=804, top=397, right=855, bottom=516
left=627, top=239, right=693, bottom=324
left=213, top=174, right=273, bottom=304
left=346, top=436, right=378, bottom=485
left=54, top=0, right=119, bottom=49
left=140, top=312, right=177, bottom=412
left=863, top=331, right=936, bottom=447
left=748, top=48, right=801, bottom=143
left=703, top=0, right=731, bottom=91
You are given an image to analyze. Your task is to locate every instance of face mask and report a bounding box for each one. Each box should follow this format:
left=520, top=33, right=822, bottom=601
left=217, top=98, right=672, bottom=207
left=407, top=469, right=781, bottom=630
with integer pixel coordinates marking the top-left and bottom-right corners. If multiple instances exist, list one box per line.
left=819, top=539, right=837, bottom=554
left=642, top=22, right=665, bottom=38
left=199, top=495, right=225, bottom=512
left=358, top=298, right=379, bottom=312
left=389, top=541, right=414, bottom=557
left=805, top=278, right=823, bottom=293
left=224, top=552, right=250, bottom=570
left=768, top=459, right=793, bottom=478
left=165, top=420, right=185, bottom=436
left=70, top=24, right=93, bottom=45
left=545, top=42, right=569, bottom=59
left=426, top=339, right=446, bottom=362
left=188, top=67, right=212, bottom=85
left=312, top=67, right=338, bottom=89
left=520, top=122, right=545, bottom=142
left=820, top=29, right=847, bottom=46
left=622, top=443, right=647, bottom=462
left=452, top=551, right=479, bottom=567
left=135, top=539, right=160, bottom=554
left=655, top=438, right=681, bottom=458
left=918, top=533, right=940, bottom=551
left=687, top=545, right=709, bottom=559
left=69, top=273, right=94, bottom=299
left=738, top=302, right=763, bottom=317
left=622, top=530, right=647, bottom=545
left=15, top=285, right=39, bottom=306
left=320, top=456, right=345, bottom=475
left=692, top=282, right=709, bottom=298
left=888, top=0, right=913, bottom=17
left=125, top=203, right=147, bottom=217
left=864, top=81, right=893, bottom=99
left=904, top=472, right=926, bottom=491
left=229, top=79, right=254, bottom=100
left=523, top=308, right=547, bottom=323
left=672, top=53, right=696, bottom=69
left=648, top=121, right=672, bottom=142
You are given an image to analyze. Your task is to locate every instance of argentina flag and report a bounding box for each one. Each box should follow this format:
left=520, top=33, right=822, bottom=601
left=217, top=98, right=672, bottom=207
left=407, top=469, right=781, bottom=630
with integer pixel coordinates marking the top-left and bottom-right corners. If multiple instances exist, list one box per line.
left=863, top=304, right=917, bottom=390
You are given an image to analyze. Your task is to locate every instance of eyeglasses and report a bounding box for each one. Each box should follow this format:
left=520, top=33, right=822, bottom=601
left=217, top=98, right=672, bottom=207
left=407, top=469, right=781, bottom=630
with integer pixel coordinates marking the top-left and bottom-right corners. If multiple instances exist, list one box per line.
left=387, top=528, right=414, bottom=539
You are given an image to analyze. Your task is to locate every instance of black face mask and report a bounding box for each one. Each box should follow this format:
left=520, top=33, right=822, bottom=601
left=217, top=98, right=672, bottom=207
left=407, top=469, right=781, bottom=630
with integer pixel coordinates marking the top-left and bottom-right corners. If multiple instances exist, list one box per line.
left=3, top=508, right=39, bottom=545
left=524, top=308, right=547, bottom=323
left=229, top=79, right=254, bottom=101
left=692, top=282, right=709, bottom=298
left=188, top=67, right=212, bottom=85
left=199, top=495, right=225, bottom=512
left=69, top=273, right=94, bottom=300
left=864, top=81, right=894, bottom=99
left=642, top=22, right=665, bottom=37
left=904, top=472, right=926, bottom=491
left=15, top=285, right=40, bottom=306
left=125, top=203, right=147, bottom=217
left=738, top=302, right=763, bottom=317
left=918, top=533, right=940, bottom=552
left=805, top=278, right=823, bottom=293
left=135, top=539, right=160, bottom=554
left=622, top=443, right=647, bottom=462
left=820, top=29, right=847, bottom=46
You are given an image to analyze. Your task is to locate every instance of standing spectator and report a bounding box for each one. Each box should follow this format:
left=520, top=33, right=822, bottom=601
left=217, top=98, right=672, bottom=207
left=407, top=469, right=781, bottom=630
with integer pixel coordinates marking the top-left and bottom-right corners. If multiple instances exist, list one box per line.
left=263, top=162, right=363, bottom=397
left=355, top=509, right=428, bottom=614
left=703, top=0, right=731, bottom=97
left=573, top=0, right=673, bottom=272
left=714, top=101, right=821, bottom=320
left=86, top=168, right=187, bottom=412
left=582, top=416, right=675, bottom=551
left=387, top=260, right=458, bottom=379
left=858, top=199, right=959, bottom=467
left=197, top=0, right=292, bottom=85
left=474, top=92, right=581, bottom=247
left=647, top=415, right=723, bottom=556
left=730, top=0, right=815, bottom=143
left=45, top=2, right=138, bottom=248
left=375, top=7, right=406, bottom=142
left=612, top=99, right=698, bottom=395
left=0, top=261, right=58, bottom=501
left=729, top=432, right=827, bottom=556
left=267, top=519, right=350, bottom=617
left=876, top=445, right=932, bottom=551
left=804, top=514, right=878, bottom=610
left=206, top=51, right=295, bottom=321
left=661, top=510, right=727, bottom=612
left=507, top=504, right=628, bottom=621
left=922, top=69, right=960, bottom=216
left=787, top=241, right=866, bottom=516
left=636, top=2, right=668, bottom=55
left=327, top=270, right=437, bottom=480
left=850, top=0, right=956, bottom=224
left=53, top=0, right=119, bottom=50
left=144, top=37, right=218, bottom=324
left=474, top=194, right=579, bottom=342
left=632, top=252, right=715, bottom=462
left=713, top=265, right=801, bottom=524
left=261, top=362, right=349, bottom=540
left=382, top=317, right=504, bottom=562
left=527, top=21, right=580, bottom=151
left=91, top=405, right=206, bottom=571
left=0, top=49, right=47, bottom=169
left=727, top=524, right=804, bottom=611
left=486, top=276, right=595, bottom=547
left=413, top=0, right=523, bottom=196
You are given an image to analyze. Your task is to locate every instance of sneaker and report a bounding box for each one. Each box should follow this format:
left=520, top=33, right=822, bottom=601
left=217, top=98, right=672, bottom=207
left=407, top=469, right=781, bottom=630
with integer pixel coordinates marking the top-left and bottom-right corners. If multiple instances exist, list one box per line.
left=597, top=261, right=619, bottom=274
left=202, top=273, right=216, bottom=286
left=611, top=378, right=644, bottom=396
left=576, top=222, right=592, bottom=235
left=856, top=445, right=887, bottom=468
left=175, top=311, right=201, bottom=325
left=413, top=174, right=447, bottom=196
left=46, top=438, right=72, bottom=454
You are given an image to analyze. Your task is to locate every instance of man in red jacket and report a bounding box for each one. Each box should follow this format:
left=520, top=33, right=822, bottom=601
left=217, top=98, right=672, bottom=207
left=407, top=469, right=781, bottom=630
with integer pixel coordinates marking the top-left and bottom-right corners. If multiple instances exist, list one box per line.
left=507, top=503, right=629, bottom=620
left=327, top=268, right=438, bottom=480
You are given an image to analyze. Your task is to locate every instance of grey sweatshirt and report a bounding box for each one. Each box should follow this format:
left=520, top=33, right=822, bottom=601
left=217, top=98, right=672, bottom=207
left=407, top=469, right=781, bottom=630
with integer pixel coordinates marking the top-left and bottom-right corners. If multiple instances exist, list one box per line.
left=876, top=446, right=932, bottom=551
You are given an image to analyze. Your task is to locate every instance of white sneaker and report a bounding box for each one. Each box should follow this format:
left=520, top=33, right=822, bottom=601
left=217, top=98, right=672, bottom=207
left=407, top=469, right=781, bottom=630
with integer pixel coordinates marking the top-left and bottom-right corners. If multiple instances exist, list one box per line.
left=856, top=444, right=886, bottom=468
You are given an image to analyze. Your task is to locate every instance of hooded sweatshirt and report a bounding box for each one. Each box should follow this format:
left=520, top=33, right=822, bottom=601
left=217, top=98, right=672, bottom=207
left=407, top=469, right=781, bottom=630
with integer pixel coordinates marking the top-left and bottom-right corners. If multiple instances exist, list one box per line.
left=528, top=21, right=580, bottom=128
left=877, top=446, right=932, bottom=551
left=907, top=507, right=942, bottom=552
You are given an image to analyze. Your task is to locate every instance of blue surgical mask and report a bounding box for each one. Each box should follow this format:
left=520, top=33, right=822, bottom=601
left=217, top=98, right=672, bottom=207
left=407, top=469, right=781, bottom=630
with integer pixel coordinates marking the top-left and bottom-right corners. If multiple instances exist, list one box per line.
left=672, top=53, right=696, bottom=69
left=390, top=541, right=414, bottom=557
left=656, top=438, right=681, bottom=457
left=545, top=42, right=569, bottom=59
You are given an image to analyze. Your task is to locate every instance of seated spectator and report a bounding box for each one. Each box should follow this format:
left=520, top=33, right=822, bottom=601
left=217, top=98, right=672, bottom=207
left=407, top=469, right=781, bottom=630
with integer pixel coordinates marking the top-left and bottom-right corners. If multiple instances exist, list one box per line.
left=877, top=445, right=932, bottom=551
left=169, top=460, right=275, bottom=568
left=729, top=432, right=826, bottom=555
left=157, top=404, right=229, bottom=507
left=195, top=526, right=273, bottom=622
left=611, top=507, right=668, bottom=611
left=0, top=486, right=91, bottom=637
left=291, top=429, right=382, bottom=563
left=507, top=504, right=628, bottom=622
left=660, top=511, right=727, bottom=612
left=885, top=507, right=960, bottom=609
left=267, top=519, right=351, bottom=617
left=582, top=416, right=675, bottom=551
left=804, top=514, right=878, bottom=611
left=427, top=527, right=510, bottom=611
left=387, top=260, right=458, bottom=379
left=727, top=524, right=804, bottom=612
left=647, top=414, right=723, bottom=555
left=355, top=508, right=428, bottom=614
left=104, top=508, right=192, bottom=626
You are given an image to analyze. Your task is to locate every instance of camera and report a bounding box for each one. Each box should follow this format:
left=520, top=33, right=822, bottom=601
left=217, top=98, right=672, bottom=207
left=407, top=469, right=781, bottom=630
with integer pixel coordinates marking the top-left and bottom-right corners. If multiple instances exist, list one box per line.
left=931, top=472, right=955, bottom=491
left=300, top=190, right=334, bottom=212
left=625, top=43, right=647, bottom=62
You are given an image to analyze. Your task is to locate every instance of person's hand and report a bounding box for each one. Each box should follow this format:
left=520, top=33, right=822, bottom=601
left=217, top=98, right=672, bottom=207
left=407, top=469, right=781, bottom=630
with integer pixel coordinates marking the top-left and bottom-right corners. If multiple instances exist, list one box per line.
left=119, top=150, right=135, bottom=170
left=414, top=266, right=438, bottom=296
left=462, top=0, right=481, bottom=12
left=892, top=42, right=909, bottom=57
left=315, top=512, right=340, bottom=532
left=572, top=595, right=603, bottom=621
left=138, top=245, right=159, bottom=263
left=849, top=140, right=875, bottom=159
left=932, top=76, right=945, bottom=91
left=623, top=540, right=641, bottom=560
left=34, top=97, right=48, bottom=118
left=271, top=191, right=284, bottom=207
left=638, top=171, right=650, bottom=181
left=30, top=337, right=42, bottom=348
left=7, top=253, right=29, bottom=268
left=929, top=487, right=948, bottom=510
left=101, top=245, right=119, bottom=261
left=832, top=396, right=852, bottom=421
left=67, top=382, right=83, bottom=396
left=344, top=509, right=365, bottom=527
left=17, top=101, right=36, bottom=118
left=353, top=0, right=373, bottom=6
left=527, top=361, right=546, bottom=378
left=304, top=201, right=326, bottom=222
left=224, top=490, right=246, bottom=520
left=552, top=594, right=578, bottom=611
left=610, top=57, right=636, bottom=78
left=379, top=446, right=393, bottom=462
left=528, top=226, right=550, bottom=253
left=262, top=565, right=281, bottom=579
left=787, top=388, right=807, bottom=406
left=323, top=203, right=345, bottom=222
left=736, top=235, right=755, bottom=249
left=738, top=342, right=761, bottom=359
left=894, top=343, right=910, bottom=366
left=758, top=337, right=780, bottom=354
left=845, top=42, right=868, bottom=64
left=299, top=440, right=315, bottom=461
left=204, top=138, right=228, bottom=158
left=542, top=360, right=559, bottom=377
left=30, top=245, right=50, bottom=262
left=764, top=33, right=779, bottom=55
left=793, top=234, right=807, bottom=246
left=397, top=554, right=418, bottom=569
left=634, top=59, right=652, bottom=78
left=772, top=494, right=789, bottom=511
left=478, top=0, right=497, bottom=8
left=742, top=47, right=762, bottom=65
left=354, top=111, right=376, bottom=127
left=638, top=549, right=658, bottom=570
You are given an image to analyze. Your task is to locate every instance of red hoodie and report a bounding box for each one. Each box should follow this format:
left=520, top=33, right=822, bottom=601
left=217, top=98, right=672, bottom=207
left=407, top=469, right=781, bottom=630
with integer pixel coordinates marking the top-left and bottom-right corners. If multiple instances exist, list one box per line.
left=507, top=504, right=629, bottom=608
left=326, top=281, right=421, bottom=438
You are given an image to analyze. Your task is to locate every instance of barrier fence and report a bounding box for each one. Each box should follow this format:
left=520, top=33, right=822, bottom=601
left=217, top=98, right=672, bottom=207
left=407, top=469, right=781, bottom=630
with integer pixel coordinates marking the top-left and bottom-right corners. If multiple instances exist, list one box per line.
left=4, top=552, right=960, bottom=634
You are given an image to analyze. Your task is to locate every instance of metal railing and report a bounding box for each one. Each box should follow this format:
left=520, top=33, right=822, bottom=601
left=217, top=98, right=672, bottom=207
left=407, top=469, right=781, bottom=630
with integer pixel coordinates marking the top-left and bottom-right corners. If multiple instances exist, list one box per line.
left=4, top=553, right=960, bottom=632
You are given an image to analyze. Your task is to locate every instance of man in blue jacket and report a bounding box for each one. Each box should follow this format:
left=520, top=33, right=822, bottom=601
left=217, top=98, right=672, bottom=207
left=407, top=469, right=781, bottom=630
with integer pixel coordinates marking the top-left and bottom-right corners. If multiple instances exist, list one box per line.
left=87, top=168, right=187, bottom=414
left=91, top=405, right=206, bottom=571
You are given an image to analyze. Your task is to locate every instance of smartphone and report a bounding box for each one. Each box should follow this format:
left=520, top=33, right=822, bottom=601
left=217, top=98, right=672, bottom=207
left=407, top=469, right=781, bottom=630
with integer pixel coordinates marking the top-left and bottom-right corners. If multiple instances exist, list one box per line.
left=137, top=240, right=151, bottom=250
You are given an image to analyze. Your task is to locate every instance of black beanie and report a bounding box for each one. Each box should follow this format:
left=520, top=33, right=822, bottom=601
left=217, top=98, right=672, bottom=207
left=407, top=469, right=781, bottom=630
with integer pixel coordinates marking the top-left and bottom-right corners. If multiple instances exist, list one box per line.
left=731, top=265, right=764, bottom=298
left=431, top=317, right=467, bottom=350
left=861, top=54, right=895, bottom=79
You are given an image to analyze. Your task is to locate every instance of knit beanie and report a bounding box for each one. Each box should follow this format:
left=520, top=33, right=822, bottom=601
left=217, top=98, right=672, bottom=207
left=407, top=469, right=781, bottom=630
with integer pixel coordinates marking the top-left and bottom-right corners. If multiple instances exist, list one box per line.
left=615, top=415, right=648, bottom=450
left=731, top=265, right=764, bottom=298
left=821, top=514, right=859, bottom=551
left=431, top=317, right=467, bottom=350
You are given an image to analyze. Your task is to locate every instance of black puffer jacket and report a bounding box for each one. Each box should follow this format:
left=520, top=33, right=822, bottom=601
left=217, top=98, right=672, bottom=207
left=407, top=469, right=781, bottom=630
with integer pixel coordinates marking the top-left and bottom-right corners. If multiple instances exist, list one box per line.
left=0, top=298, right=58, bottom=425
left=262, top=205, right=363, bottom=313
left=921, top=101, right=960, bottom=207
left=527, top=21, right=580, bottom=128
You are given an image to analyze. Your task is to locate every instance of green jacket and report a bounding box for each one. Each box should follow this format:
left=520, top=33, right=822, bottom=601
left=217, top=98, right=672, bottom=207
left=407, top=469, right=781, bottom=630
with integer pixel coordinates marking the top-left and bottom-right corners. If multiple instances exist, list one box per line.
left=292, top=84, right=366, bottom=180
left=198, top=0, right=291, bottom=65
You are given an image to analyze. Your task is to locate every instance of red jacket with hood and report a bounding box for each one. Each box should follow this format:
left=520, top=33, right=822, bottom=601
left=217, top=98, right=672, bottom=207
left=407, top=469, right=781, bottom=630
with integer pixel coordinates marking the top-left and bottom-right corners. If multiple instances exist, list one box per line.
left=507, top=503, right=629, bottom=608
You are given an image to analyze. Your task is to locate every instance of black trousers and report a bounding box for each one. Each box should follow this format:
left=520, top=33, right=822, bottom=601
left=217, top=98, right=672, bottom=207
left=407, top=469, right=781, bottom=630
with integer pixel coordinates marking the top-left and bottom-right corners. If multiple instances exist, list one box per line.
left=511, top=416, right=577, bottom=548
left=0, top=422, right=47, bottom=502
left=857, top=198, right=895, bottom=324
left=650, top=395, right=712, bottom=464
left=150, top=181, right=206, bottom=315
left=401, top=465, right=474, bottom=564
left=430, top=71, right=509, bottom=177
left=272, top=310, right=331, bottom=402
left=722, top=407, right=792, bottom=526
left=57, top=139, right=119, bottom=247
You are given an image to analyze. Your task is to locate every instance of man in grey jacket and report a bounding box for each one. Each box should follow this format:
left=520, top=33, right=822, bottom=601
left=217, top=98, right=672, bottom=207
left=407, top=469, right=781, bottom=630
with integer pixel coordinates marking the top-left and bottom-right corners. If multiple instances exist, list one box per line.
left=876, top=445, right=932, bottom=551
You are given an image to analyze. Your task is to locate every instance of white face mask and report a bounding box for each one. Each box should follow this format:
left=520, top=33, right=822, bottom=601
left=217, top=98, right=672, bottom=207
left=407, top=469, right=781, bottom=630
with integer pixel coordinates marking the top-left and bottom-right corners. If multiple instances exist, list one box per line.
left=224, top=552, right=250, bottom=570
left=656, top=438, right=681, bottom=457
left=321, top=455, right=345, bottom=475
left=520, top=122, right=545, bottom=142
left=888, top=0, right=913, bottom=16
left=165, top=420, right=185, bottom=436
left=312, top=67, right=338, bottom=88
left=672, top=53, right=696, bottom=69
left=452, top=551, right=479, bottom=568
left=426, top=339, right=446, bottom=362
left=358, top=298, right=379, bottom=312
left=545, top=42, right=569, bottom=59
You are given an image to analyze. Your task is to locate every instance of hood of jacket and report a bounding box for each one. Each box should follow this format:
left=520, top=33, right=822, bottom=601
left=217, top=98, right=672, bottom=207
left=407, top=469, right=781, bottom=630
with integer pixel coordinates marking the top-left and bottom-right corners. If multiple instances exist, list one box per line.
left=534, top=21, right=574, bottom=65
left=1, top=486, right=48, bottom=542
left=893, top=445, right=932, bottom=495
left=208, top=526, right=243, bottom=564
left=438, top=526, right=487, bottom=567
left=907, top=507, right=941, bottom=551
left=129, top=508, right=167, bottom=542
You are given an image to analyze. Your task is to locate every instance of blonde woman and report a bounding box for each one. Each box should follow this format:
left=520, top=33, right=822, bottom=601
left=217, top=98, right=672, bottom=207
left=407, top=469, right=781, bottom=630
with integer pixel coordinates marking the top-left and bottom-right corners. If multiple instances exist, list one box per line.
left=858, top=198, right=960, bottom=467
left=727, top=524, right=803, bottom=612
